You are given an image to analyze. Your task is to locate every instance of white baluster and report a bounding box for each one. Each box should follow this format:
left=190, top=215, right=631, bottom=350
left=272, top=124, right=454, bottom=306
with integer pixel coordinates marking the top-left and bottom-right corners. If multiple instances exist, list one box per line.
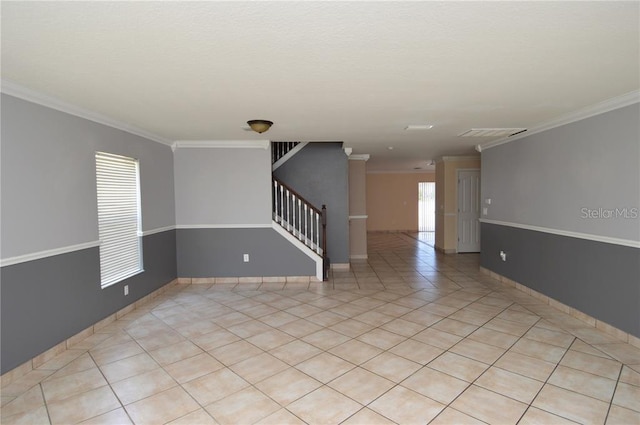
left=286, top=189, right=291, bottom=231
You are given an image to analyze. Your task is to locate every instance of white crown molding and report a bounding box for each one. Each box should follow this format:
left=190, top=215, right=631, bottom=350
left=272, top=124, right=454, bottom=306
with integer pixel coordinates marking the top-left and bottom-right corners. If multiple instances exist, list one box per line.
left=175, top=223, right=272, bottom=229
left=1, top=79, right=172, bottom=146
left=480, top=90, right=640, bottom=151
left=436, top=155, right=481, bottom=163
left=366, top=169, right=435, bottom=174
left=480, top=218, right=640, bottom=249
left=348, top=154, right=370, bottom=161
left=0, top=240, right=101, bottom=268
left=140, top=225, right=176, bottom=237
left=172, top=140, right=270, bottom=151
left=343, top=147, right=353, bottom=156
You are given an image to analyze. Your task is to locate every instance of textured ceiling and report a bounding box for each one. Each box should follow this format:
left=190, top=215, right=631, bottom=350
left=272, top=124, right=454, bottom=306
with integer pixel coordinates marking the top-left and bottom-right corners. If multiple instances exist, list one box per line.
left=2, top=1, right=639, bottom=171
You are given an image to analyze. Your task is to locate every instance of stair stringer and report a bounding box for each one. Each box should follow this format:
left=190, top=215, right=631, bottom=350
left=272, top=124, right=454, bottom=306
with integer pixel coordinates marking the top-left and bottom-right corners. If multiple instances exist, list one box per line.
left=272, top=220, right=323, bottom=281
left=272, top=142, right=308, bottom=171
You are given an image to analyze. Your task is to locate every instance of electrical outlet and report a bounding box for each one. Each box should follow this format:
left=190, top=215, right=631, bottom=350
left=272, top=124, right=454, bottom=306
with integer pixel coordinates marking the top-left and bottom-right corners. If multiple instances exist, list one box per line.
left=124, top=285, right=129, bottom=296
left=500, top=251, right=507, bottom=262
left=243, top=254, right=249, bottom=262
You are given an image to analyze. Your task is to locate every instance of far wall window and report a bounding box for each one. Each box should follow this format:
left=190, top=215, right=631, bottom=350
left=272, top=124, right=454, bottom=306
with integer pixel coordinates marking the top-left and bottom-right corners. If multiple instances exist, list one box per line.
left=418, top=182, right=435, bottom=232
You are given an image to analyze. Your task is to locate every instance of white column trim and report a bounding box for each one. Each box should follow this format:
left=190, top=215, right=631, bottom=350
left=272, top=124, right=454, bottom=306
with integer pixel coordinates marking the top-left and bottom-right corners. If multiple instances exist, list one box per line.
left=172, top=140, right=270, bottom=150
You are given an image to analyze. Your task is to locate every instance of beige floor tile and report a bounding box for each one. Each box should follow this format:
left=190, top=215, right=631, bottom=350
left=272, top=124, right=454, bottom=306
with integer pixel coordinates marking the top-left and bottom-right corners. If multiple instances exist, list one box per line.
left=269, top=340, right=323, bottom=366
left=389, top=339, right=443, bottom=364
left=329, top=340, right=383, bottom=365
left=44, top=353, right=97, bottom=381
left=612, top=381, right=640, bottom=412
left=255, top=368, right=322, bottom=406
left=0, top=385, right=45, bottom=419
left=278, top=318, right=324, bottom=338
left=230, top=352, right=289, bottom=384
left=246, top=329, right=296, bottom=351
left=484, top=317, right=532, bottom=336
left=548, top=365, right=617, bottom=402
left=306, top=310, right=346, bottom=327
left=475, top=366, right=543, bottom=404
left=412, top=327, right=462, bottom=350
left=468, top=327, right=519, bottom=349
left=125, top=386, right=200, bottom=424
left=379, top=318, right=425, bottom=337
left=428, top=352, right=488, bottom=382
left=329, top=319, right=375, bottom=338
left=89, top=340, right=144, bottom=366
left=164, top=352, right=225, bottom=383
left=401, top=367, right=469, bottom=404
left=495, top=351, right=557, bottom=382
left=285, top=303, right=324, bottom=318
left=369, top=385, right=445, bottom=424
left=510, top=338, right=567, bottom=363
left=79, top=407, right=132, bottom=424
left=518, top=406, right=579, bottom=424
left=328, top=367, right=394, bottom=405
left=607, top=405, right=640, bottom=424
left=429, top=407, right=487, bottom=425
left=362, top=352, right=421, bottom=383
left=288, top=386, right=362, bottom=424
left=167, top=408, right=219, bottom=425
left=451, top=385, right=527, bottom=424
left=341, top=407, right=395, bottom=425
left=258, top=311, right=300, bottom=327
left=524, top=326, right=575, bottom=348
left=594, top=343, right=640, bottom=365
left=47, top=385, right=120, bottom=425
left=302, top=329, right=351, bottom=350
left=450, top=339, right=506, bottom=364
left=532, top=384, right=609, bottom=424
left=254, top=408, right=306, bottom=425
left=2, top=405, right=51, bottom=425
left=41, top=367, right=107, bottom=404
left=182, top=368, right=249, bottom=406
left=99, top=352, right=159, bottom=383
left=205, top=387, right=281, bottom=425
left=432, top=318, right=478, bottom=337
left=226, top=320, right=273, bottom=339
left=560, top=349, right=622, bottom=380
left=296, top=352, right=355, bottom=383
left=149, top=339, right=204, bottom=365
left=36, top=349, right=86, bottom=371
left=356, top=328, right=406, bottom=350
left=211, top=311, right=251, bottom=328
left=208, top=340, right=264, bottom=366
left=569, top=338, right=613, bottom=359
left=620, top=365, right=640, bottom=386
left=191, top=329, right=242, bottom=352
left=111, top=368, right=177, bottom=405
left=135, top=330, right=186, bottom=352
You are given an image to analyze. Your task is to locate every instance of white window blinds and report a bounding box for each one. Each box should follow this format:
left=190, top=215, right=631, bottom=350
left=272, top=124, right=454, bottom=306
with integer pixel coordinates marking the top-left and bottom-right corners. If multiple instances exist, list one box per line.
left=95, top=152, right=143, bottom=288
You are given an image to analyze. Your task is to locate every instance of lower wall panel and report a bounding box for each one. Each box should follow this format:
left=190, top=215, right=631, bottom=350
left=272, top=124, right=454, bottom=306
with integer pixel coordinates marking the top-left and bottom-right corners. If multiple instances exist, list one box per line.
left=0, top=230, right=177, bottom=374
left=176, top=227, right=315, bottom=277
left=481, top=223, right=640, bottom=338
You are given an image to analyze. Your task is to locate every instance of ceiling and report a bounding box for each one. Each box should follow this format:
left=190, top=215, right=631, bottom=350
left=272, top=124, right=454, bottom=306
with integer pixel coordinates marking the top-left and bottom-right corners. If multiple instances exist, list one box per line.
left=2, top=1, right=638, bottom=172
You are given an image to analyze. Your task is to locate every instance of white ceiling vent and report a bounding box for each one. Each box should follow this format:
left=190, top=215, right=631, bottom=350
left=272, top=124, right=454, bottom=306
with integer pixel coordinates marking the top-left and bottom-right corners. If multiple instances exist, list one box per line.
left=459, top=128, right=527, bottom=137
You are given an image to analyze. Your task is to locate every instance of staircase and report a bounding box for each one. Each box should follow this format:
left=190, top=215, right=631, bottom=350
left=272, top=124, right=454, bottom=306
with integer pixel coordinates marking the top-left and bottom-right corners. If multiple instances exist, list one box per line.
left=271, top=142, right=329, bottom=280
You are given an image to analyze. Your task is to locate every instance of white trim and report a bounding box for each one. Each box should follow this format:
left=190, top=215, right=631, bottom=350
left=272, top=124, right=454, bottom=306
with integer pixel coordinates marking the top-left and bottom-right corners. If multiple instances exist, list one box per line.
left=480, top=219, right=640, bottom=249
left=366, top=170, right=435, bottom=174
left=350, top=255, right=369, bottom=260
left=436, top=155, right=481, bottom=163
left=1, top=79, right=172, bottom=146
left=140, top=225, right=176, bottom=237
left=172, top=140, right=270, bottom=150
left=271, top=221, right=323, bottom=281
left=175, top=223, right=272, bottom=229
left=349, top=215, right=368, bottom=220
left=343, top=147, right=353, bottom=156
left=0, top=241, right=101, bottom=267
left=480, top=90, right=640, bottom=151
left=348, top=154, right=370, bottom=161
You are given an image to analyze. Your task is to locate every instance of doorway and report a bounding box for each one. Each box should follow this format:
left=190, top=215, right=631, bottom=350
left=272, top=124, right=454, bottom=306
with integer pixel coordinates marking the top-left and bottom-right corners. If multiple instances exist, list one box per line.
left=457, top=169, right=481, bottom=252
left=418, top=182, right=435, bottom=245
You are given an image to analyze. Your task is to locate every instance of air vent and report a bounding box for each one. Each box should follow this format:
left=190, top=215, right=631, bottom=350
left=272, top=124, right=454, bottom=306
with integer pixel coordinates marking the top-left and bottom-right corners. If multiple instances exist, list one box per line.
left=459, top=128, right=527, bottom=137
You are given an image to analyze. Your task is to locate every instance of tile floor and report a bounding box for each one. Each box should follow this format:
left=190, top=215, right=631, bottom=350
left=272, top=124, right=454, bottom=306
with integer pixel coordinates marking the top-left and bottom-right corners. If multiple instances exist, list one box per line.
left=2, top=232, right=639, bottom=424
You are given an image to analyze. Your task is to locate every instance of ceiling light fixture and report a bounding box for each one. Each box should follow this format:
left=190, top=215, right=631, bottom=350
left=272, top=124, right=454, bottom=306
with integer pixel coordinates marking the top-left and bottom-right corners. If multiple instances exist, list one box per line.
left=405, top=125, right=434, bottom=130
left=247, top=120, right=273, bottom=134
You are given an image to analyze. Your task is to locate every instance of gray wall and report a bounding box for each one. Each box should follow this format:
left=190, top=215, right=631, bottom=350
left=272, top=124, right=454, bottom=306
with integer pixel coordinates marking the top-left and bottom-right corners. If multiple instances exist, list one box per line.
left=482, top=103, right=639, bottom=241
left=274, top=143, right=350, bottom=264
left=174, top=147, right=272, bottom=226
left=177, top=228, right=315, bottom=277
left=1, top=94, right=176, bottom=258
left=0, top=94, right=177, bottom=373
left=481, top=102, right=640, bottom=338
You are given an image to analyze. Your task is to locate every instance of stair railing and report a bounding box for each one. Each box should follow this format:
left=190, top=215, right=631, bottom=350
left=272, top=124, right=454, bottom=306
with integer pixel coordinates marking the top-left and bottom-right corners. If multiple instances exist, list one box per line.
left=272, top=177, right=328, bottom=280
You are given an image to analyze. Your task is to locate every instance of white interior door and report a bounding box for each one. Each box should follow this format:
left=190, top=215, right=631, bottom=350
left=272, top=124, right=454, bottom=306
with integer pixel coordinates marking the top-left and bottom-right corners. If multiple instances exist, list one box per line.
left=457, top=170, right=481, bottom=253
